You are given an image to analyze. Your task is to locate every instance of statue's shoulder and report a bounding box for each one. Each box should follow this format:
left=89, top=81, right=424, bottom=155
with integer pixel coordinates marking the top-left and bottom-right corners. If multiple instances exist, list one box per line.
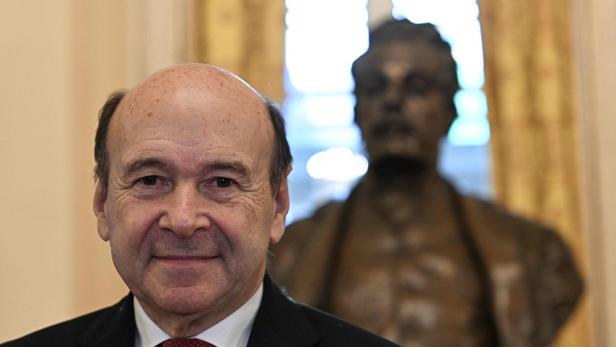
left=460, top=194, right=583, bottom=345
left=461, top=194, right=556, bottom=241
left=460, top=194, right=579, bottom=273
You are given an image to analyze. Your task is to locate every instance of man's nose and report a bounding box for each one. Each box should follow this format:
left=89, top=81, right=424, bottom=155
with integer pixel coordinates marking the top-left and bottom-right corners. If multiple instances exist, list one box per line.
left=158, top=184, right=211, bottom=238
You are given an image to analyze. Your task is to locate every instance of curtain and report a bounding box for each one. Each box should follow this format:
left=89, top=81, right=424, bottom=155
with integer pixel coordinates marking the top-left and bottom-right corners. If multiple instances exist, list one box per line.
left=194, top=0, right=285, bottom=101
left=477, top=0, right=589, bottom=346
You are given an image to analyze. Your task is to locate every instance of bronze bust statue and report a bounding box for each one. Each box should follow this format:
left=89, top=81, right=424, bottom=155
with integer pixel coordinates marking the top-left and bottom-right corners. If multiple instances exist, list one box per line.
left=269, top=19, right=583, bottom=347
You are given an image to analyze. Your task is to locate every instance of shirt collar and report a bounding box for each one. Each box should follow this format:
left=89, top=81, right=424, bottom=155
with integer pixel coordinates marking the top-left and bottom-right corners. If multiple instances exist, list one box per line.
left=134, top=284, right=263, bottom=347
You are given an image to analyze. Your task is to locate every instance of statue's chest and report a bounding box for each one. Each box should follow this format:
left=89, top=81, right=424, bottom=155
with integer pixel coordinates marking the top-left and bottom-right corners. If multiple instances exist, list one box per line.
left=328, top=201, right=496, bottom=346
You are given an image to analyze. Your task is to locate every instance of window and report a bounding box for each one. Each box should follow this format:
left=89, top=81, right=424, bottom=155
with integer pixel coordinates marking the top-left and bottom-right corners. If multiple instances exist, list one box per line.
left=284, top=0, right=491, bottom=223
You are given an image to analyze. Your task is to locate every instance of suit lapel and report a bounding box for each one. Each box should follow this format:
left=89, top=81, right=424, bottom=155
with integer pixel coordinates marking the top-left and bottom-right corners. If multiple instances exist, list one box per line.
left=248, top=275, right=320, bottom=347
left=77, top=294, right=136, bottom=347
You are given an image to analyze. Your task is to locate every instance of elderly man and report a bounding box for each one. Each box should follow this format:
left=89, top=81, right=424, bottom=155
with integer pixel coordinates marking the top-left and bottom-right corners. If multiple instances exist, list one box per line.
left=3, top=64, right=398, bottom=347
left=270, top=19, right=583, bottom=347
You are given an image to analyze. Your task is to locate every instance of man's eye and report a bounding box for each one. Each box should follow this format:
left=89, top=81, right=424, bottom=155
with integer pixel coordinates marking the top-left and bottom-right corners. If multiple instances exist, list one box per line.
left=214, top=177, right=233, bottom=188
left=139, top=175, right=160, bottom=186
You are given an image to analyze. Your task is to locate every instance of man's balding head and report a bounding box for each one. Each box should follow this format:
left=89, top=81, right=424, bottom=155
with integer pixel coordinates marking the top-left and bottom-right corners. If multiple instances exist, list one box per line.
left=91, top=63, right=292, bottom=336
left=94, top=64, right=291, bottom=196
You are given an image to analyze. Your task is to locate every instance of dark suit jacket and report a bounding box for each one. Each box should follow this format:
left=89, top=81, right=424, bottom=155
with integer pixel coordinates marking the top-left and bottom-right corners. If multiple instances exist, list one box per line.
left=2, top=275, right=398, bottom=347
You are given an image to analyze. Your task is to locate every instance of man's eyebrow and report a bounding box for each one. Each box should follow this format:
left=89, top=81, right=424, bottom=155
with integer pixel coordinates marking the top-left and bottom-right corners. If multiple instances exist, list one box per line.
left=123, top=158, right=172, bottom=176
left=121, top=158, right=249, bottom=177
left=202, top=160, right=249, bottom=176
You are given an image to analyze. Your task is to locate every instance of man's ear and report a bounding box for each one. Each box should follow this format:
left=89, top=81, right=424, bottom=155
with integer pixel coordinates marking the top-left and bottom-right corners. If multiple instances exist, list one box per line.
left=270, top=165, right=292, bottom=245
left=93, top=182, right=110, bottom=241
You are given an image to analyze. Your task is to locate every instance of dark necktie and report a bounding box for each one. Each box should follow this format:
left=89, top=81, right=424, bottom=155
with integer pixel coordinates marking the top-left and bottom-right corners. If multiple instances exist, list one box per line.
left=158, top=338, right=216, bottom=347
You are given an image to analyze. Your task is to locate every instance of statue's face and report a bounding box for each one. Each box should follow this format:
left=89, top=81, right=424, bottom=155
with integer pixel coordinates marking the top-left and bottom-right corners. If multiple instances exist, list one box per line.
left=354, top=40, right=455, bottom=166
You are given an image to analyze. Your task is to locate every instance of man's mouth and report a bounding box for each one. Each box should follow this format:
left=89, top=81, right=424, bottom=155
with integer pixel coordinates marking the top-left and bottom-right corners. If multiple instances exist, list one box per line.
left=155, top=255, right=216, bottom=260
left=152, top=255, right=219, bottom=266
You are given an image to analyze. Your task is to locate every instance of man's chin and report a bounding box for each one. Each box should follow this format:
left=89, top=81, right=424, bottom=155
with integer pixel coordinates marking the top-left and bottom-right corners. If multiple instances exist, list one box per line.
left=152, top=286, right=223, bottom=316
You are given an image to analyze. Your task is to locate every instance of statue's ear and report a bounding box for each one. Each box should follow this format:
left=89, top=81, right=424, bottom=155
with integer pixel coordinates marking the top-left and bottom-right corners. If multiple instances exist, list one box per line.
left=439, top=99, right=457, bottom=137
left=353, top=103, right=361, bottom=126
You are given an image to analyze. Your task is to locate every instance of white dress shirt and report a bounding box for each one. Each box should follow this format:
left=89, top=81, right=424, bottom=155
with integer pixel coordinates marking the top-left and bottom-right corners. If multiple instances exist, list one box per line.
left=134, top=284, right=263, bottom=347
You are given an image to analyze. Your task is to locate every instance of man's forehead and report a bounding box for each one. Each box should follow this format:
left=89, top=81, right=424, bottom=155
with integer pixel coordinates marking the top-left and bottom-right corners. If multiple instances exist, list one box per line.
left=105, top=64, right=273, bottom=159
left=118, top=64, right=265, bottom=115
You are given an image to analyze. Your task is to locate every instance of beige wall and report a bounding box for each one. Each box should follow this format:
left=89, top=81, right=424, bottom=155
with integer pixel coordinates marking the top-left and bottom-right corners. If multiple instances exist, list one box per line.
left=0, top=0, right=192, bottom=341
left=573, top=0, right=616, bottom=346
left=0, top=1, right=75, bottom=338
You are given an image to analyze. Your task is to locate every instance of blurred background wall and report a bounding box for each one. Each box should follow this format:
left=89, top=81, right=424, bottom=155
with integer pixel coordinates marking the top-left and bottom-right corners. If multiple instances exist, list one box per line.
left=0, top=0, right=196, bottom=339
left=0, top=0, right=614, bottom=346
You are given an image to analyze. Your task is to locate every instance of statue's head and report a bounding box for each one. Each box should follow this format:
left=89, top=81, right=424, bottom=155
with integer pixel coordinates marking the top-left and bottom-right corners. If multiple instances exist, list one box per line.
left=352, top=19, right=459, bottom=170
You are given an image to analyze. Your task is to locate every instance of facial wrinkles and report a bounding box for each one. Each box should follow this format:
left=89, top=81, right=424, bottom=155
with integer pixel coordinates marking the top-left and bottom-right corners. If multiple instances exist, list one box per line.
left=117, top=69, right=272, bottom=211
left=106, top=141, right=266, bottom=227
left=111, top=108, right=271, bottom=190
left=112, top=163, right=269, bottom=221
left=95, top=65, right=286, bottom=337
left=105, top=171, right=272, bottom=299
left=117, top=144, right=271, bottom=221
